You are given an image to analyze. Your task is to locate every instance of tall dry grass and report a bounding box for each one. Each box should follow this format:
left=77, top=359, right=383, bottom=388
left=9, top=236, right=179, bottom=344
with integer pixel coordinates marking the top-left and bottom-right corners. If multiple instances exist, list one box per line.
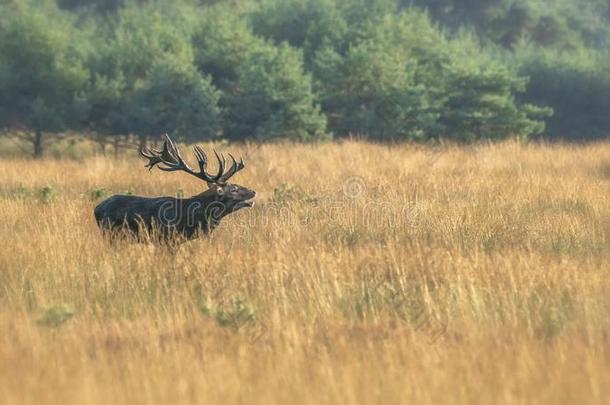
left=0, top=140, right=609, bottom=405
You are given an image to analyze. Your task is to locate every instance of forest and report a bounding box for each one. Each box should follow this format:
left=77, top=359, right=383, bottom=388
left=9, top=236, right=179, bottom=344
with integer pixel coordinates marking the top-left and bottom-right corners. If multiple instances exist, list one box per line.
left=1, top=0, right=609, bottom=157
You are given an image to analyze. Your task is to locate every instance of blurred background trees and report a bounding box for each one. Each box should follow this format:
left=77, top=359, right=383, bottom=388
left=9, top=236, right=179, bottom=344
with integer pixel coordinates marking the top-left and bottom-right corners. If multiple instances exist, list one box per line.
left=0, top=0, right=609, bottom=157
left=0, top=0, right=89, bottom=157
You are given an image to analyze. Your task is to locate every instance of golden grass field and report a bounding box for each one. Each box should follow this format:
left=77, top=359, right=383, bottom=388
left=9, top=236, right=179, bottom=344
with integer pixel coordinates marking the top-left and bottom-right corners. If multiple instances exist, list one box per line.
left=0, top=140, right=609, bottom=405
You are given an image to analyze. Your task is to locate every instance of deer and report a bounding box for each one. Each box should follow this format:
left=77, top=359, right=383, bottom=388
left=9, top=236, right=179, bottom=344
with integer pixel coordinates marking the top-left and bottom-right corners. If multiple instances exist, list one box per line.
left=94, top=135, right=255, bottom=242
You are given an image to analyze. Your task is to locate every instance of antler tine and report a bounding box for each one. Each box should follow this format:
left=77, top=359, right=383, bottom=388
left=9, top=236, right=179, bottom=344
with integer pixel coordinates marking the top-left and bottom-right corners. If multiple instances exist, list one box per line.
left=193, top=145, right=209, bottom=170
left=236, top=155, right=246, bottom=170
left=192, top=144, right=202, bottom=159
left=140, top=142, right=167, bottom=171
left=139, top=135, right=195, bottom=177
left=193, top=145, right=220, bottom=183
left=221, top=154, right=238, bottom=181
left=218, top=153, right=246, bottom=183
left=152, top=138, right=193, bottom=173
left=140, top=134, right=246, bottom=185
left=140, top=145, right=152, bottom=159
left=162, top=134, right=184, bottom=164
left=209, top=150, right=224, bottom=182
left=220, top=152, right=226, bottom=173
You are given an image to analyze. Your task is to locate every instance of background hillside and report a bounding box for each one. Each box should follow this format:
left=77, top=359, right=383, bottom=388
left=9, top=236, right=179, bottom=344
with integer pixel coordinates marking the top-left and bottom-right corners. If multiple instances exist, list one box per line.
left=1, top=0, right=609, bottom=157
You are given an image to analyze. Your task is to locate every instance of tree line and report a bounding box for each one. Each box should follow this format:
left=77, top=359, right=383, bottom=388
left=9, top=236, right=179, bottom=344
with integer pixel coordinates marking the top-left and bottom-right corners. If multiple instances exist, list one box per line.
left=0, top=0, right=608, bottom=157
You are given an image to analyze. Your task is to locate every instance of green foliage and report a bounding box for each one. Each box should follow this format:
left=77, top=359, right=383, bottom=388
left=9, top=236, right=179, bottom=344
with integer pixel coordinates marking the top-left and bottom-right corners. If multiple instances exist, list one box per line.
left=128, top=60, right=221, bottom=141
left=314, top=10, right=546, bottom=140
left=313, top=12, right=434, bottom=139
left=1, top=0, right=608, bottom=144
left=38, top=185, right=57, bottom=203
left=193, top=8, right=261, bottom=88
left=89, top=187, right=109, bottom=201
left=14, top=185, right=32, bottom=200
left=37, top=304, right=75, bottom=328
left=193, top=6, right=328, bottom=140
left=0, top=0, right=89, bottom=155
left=85, top=1, right=220, bottom=141
left=515, top=45, right=610, bottom=140
left=250, top=0, right=349, bottom=65
left=110, top=2, right=195, bottom=82
left=228, top=44, right=328, bottom=140
left=405, top=0, right=610, bottom=49
left=58, top=0, right=125, bottom=14
left=438, top=62, right=551, bottom=141
left=198, top=295, right=257, bottom=330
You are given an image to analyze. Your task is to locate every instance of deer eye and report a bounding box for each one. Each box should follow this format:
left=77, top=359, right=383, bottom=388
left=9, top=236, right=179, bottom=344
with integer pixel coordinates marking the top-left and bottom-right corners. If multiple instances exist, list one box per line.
left=216, top=188, right=224, bottom=196
left=231, top=186, right=238, bottom=193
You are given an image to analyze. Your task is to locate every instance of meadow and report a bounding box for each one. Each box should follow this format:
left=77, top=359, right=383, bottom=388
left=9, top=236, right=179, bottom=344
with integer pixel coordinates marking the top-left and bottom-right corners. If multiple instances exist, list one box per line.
left=0, top=140, right=609, bottom=405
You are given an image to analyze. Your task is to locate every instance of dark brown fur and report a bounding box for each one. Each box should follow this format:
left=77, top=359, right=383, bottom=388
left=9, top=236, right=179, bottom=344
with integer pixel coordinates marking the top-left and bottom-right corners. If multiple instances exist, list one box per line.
left=94, top=135, right=255, bottom=242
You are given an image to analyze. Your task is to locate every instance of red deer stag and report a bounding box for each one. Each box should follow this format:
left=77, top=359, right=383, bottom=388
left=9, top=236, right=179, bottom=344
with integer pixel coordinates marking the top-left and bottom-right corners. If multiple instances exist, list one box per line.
left=94, top=135, right=255, bottom=241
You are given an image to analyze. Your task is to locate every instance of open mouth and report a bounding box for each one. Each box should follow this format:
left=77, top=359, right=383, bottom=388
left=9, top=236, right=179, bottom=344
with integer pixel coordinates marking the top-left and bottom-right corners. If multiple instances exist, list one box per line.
left=236, top=199, right=255, bottom=209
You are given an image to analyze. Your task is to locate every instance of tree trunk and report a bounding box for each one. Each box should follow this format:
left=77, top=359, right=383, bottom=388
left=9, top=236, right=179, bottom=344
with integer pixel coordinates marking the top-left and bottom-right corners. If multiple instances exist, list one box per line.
left=138, top=135, right=147, bottom=151
left=97, top=134, right=107, bottom=156
left=113, top=137, right=120, bottom=159
left=33, top=130, right=44, bottom=159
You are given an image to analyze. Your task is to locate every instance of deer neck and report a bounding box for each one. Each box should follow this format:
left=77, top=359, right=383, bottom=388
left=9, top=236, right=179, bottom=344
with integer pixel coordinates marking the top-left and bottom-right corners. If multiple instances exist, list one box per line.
left=186, top=193, right=225, bottom=231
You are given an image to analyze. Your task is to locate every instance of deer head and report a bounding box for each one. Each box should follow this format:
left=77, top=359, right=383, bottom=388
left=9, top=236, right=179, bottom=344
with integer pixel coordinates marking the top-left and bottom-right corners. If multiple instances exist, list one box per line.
left=140, top=134, right=256, bottom=213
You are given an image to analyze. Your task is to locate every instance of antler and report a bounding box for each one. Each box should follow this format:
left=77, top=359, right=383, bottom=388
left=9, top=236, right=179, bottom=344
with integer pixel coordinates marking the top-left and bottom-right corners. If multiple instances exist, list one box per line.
left=219, top=153, right=245, bottom=183
left=139, top=134, right=245, bottom=185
